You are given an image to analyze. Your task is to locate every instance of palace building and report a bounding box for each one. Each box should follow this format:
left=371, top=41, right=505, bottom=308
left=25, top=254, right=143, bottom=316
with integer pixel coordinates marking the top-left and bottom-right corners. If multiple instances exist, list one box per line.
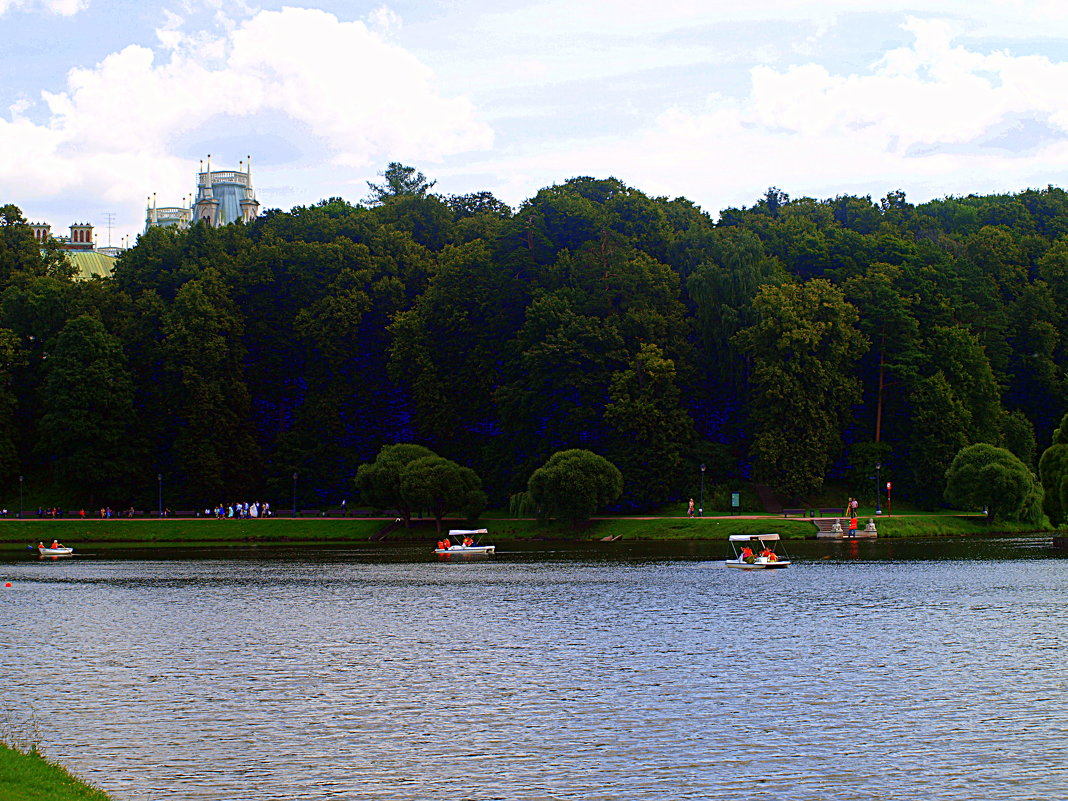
left=145, top=156, right=260, bottom=233
left=28, top=221, right=117, bottom=279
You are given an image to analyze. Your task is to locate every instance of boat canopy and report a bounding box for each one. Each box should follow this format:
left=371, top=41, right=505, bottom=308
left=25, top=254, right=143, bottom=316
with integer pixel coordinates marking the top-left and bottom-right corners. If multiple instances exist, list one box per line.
left=447, top=529, right=488, bottom=536
left=728, top=533, right=781, bottom=542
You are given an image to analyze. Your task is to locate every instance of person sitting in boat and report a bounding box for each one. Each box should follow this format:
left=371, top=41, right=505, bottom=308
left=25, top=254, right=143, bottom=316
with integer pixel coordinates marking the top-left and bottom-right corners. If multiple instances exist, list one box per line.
left=51, top=539, right=60, bottom=549
left=462, top=536, right=474, bottom=547
left=760, top=547, right=777, bottom=562
left=740, top=546, right=755, bottom=563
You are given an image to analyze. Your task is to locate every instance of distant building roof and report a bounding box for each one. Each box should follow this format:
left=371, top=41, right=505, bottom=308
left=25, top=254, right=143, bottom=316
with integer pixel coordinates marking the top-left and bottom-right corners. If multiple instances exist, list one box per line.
left=66, top=251, right=116, bottom=280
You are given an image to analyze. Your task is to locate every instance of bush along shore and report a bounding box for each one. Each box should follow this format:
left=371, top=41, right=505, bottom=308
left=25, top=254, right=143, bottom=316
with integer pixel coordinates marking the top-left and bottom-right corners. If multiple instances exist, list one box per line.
left=0, top=514, right=1049, bottom=551
left=0, top=743, right=112, bottom=801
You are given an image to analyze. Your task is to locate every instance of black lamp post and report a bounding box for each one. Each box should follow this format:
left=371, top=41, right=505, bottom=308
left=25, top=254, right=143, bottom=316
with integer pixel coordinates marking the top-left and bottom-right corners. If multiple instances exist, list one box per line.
left=18, top=475, right=23, bottom=519
left=699, top=463, right=706, bottom=517
left=157, top=473, right=162, bottom=518
left=875, top=462, right=882, bottom=515
left=292, top=472, right=298, bottom=518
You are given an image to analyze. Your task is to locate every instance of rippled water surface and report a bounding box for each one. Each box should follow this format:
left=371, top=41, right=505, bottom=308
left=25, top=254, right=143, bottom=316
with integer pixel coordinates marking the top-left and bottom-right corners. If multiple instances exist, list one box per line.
left=3, top=538, right=1068, bottom=800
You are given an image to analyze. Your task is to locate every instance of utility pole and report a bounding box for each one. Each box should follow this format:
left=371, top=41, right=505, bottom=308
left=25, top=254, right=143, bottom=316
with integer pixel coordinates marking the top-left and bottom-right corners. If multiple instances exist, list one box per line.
left=102, top=212, right=116, bottom=247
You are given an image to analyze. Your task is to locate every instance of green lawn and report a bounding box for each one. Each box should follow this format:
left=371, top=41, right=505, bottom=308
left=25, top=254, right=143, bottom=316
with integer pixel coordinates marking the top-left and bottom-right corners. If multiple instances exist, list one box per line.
left=0, top=745, right=112, bottom=801
left=0, top=512, right=1048, bottom=551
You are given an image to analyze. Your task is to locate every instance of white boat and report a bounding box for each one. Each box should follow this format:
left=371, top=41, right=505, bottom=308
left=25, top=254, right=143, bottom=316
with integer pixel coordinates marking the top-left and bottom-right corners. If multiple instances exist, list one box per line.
left=37, top=544, right=73, bottom=556
left=725, top=533, right=790, bottom=569
left=434, top=529, right=495, bottom=556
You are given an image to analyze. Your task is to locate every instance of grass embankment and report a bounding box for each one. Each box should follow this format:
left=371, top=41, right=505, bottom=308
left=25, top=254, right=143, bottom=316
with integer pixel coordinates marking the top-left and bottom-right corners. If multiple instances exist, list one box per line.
left=0, top=517, right=385, bottom=549
left=0, top=512, right=1045, bottom=550
left=0, top=744, right=112, bottom=801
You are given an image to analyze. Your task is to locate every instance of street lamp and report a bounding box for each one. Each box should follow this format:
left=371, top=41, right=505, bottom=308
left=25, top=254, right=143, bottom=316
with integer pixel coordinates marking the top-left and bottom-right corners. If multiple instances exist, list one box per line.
left=292, top=471, right=298, bottom=518
left=157, top=473, right=162, bottom=518
left=699, top=463, right=706, bottom=518
left=875, top=462, right=882, bottom=515
left=18, top=475, right=23, bottom=519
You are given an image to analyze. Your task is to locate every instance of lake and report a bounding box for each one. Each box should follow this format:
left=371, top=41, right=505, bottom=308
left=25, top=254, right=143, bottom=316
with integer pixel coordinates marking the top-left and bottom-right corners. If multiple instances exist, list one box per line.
left=2, top=537, right=1067, bottom=800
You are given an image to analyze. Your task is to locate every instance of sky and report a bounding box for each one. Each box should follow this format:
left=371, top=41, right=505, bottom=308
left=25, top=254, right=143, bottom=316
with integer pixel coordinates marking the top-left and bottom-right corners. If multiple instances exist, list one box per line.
left=6, top=1, right=1068, bottom=247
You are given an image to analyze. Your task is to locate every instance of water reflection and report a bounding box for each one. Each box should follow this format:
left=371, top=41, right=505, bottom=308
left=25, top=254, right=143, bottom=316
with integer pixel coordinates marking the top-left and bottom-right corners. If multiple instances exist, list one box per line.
left=1, top=538, right=1066, bottom=800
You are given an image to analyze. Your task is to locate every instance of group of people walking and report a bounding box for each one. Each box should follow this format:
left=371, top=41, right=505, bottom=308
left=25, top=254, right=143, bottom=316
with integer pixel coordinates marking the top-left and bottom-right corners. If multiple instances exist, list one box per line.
left=210, top=502, right=272, bottom=519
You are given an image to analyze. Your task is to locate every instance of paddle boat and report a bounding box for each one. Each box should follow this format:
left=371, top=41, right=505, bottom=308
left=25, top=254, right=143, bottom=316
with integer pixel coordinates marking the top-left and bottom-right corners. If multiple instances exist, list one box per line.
left=725, top=533, right=790, bottom=569
left=37, top=542, right=74, bottom=557
left=434, top=529, right=495, bottom=556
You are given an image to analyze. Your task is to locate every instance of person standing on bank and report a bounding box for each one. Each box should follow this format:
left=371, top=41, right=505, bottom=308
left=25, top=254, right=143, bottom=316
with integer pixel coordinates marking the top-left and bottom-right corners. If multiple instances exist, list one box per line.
left=687, top=498, right=695, bottom=518
left=848, top=514, right=858, bottom=538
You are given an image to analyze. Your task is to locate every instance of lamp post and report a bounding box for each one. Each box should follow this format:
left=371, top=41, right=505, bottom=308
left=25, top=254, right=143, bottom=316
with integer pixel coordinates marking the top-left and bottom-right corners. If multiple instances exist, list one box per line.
left=875, top=462, right=882, bottom=515
left=292, top=472, right=298, bottom=518
left=699, top=463, right=706, bottom=517
left=157, top=473, right=162, bottom=518
left=18, top=475, right=23, bottom=519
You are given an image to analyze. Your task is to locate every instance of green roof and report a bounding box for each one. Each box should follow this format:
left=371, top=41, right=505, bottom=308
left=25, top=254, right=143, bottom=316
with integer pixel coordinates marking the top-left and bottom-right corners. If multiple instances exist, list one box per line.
left=66, top=251, right=116, bottom=279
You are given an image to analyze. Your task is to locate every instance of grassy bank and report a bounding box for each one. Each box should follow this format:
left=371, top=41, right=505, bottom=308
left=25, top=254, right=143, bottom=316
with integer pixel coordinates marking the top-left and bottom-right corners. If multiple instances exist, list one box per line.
left=0, top=513, right=1049, bottom=550
left=0, top=744, right=112, bottom=801
left=0, top=518, right=385, bottom=548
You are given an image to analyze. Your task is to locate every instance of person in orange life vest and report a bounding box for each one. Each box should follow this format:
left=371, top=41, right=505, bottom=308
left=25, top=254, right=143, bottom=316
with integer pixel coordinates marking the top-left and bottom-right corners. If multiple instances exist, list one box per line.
left=848, top=515, right=858, bottom=538
left=463, top=536, right=473, bottom=546
left=760, top=547, right=777, bottom=561
left=740, top=546, right=754, bottom=563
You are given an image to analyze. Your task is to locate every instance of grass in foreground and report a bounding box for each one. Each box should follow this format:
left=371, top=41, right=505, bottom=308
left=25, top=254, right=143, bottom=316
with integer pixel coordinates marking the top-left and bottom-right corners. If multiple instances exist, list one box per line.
left=0, top=513, right=1050, bottom=551
left=0, top=744, right=112, bottom=801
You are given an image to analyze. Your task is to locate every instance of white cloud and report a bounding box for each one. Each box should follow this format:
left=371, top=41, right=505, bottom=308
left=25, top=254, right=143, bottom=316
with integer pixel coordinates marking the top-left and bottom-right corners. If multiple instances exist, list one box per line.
left=464, top=15, right=1068, bottom=214
left=367, top=4, right=401, bottom=35
left=0, top=0, right=87, bottom=15
left=4, top=5, right=491, bottom=241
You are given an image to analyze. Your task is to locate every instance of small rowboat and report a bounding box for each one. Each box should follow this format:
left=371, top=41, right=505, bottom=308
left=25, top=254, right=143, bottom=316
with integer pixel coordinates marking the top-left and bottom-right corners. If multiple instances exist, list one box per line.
left=434, top=529, right=495, bottom=556
left=38, top=545, right=73, bottom=556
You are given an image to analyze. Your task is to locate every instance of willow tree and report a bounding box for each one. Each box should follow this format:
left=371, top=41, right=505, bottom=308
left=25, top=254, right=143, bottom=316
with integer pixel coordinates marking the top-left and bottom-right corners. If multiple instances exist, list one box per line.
left=1039, top=413, right=1068, bottom=526
left=733, top=278, right=868, bottom=499
left=945, top=443, right=1042, bottom=524
left=528, top=449, right=623, bottom=527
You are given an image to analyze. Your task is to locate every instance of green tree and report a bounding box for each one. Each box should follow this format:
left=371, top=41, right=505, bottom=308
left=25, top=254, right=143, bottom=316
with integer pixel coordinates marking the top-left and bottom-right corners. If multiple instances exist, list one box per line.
left=35, top=315, right=134, bottom=504
left=355, top=443, right=436, bottom=527
left=399, top=455, right=486, bottom=533
left=0, top=204, right=50, bottom=284
left=903, top=371, right=971, bottom=508
left=388, top=241, right=522, bottom=451
left=1038, top=413, right=1068, bottom=526
left=944, top=443, right=1041, bottom=523
left=366, top=163, right=437, bottom=204
left=0, top=327, right=24, bottom=479
left=1001, top=409, right=1036, bottom=467
left=925, top=325, right=1003, bottom=445
left=162, top=268, right=260, bottom=503
left=733, top=278, right=868, bottom=499
left=603, top=342, right=695, bottom=508
left=527, top=449, right=622, bottom=527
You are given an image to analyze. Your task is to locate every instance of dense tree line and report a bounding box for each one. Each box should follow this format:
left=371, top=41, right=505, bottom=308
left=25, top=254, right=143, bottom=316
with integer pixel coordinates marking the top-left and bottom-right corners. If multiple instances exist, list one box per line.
left=3, top=169, right=1068, bottom=512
